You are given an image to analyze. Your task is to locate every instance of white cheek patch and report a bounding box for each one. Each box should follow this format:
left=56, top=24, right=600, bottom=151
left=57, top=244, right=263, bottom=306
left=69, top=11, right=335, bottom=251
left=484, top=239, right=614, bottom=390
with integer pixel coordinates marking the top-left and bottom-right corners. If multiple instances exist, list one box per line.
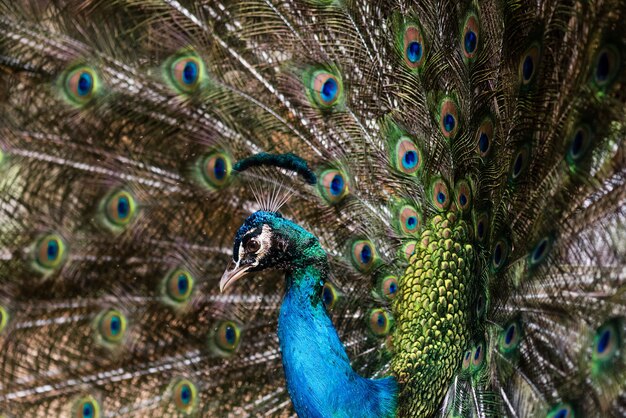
left=237, top=242, right=245, bottom=262
left=256, top=224, right=273, bottom=259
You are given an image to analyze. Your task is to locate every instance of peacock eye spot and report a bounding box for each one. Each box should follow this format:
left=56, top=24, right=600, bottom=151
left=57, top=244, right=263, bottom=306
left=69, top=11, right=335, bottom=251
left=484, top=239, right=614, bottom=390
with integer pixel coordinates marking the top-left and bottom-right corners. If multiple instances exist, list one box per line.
left=200, top=152, right=232, bottom=189
left=492, top=239, right=509, bottom=271
left=322, top=282, right=339, bottom=309
left=394, top=137, right=423, bottom=176
left=398, top=205, right=421, bottom=235
left=505, top=324, right=516, bottom=345
left=47, top=240, right=59, bottom=259
left=402, top=25, right=426, bottom=69
left=77, top=72, right=93, bottom=97
left=323, top=286, right=333, bottom=305
left=494, top=244, right=502, bottom=263
left=73, top=396, right=100, bottom=418
left=171, top=379, right=198, bottom=412
left=592, top=320, right=620, bottom=363
left=214, top=157, right=226, bottom=180
left=319, top=169, right=349, bottom=204
left=83, top=403, right=93, bottom=418
left=510, top=147, right=529, bottom=180
left=182, top=61, right=199, bottom=85
left=567, top=126, right=592, bottom=165
left=431, top=179, right=450, bottom=211
left=164, top=269, right=194, bottom=303
left=471, top=342, right=485, bottom=367
left=35, top=233, right=66, bottom=271
left=596, top=51, right=610, bottom=82
left=572, top=131, right=583, bottom=155
left=439, top=99, right=459, bottom=138
left=519, top=45, right=540, bottom=85
left=462, top=15, right=479, bottom=59
left=443, top=114, right=456, bottom=133
left=214, top=320, right=241, bottom=354
left=464, top=31, right=477, bottom=54
left=310, top=71, right=343, bottom=107
left=477, top=221, right=484, bottom=238
left=476, top=295, right=484, bottom=314
left=406, top=41, right=423, bottom=63
left=403, top=150, right=417, bottom=168
left=379, top=275, right=399, bottom=300
left=63, top=65, right=100, bottom=106
left=360, top=244, right=372, bottom=264
left=104, top=190, right=137, bottom=229
left=522, top=56, right=534, bottom=80
left=547, top=404, right=574, bottom=418
left=350, top=239, right=378, bottom=272
left=499, top=320, right=522, bottom=353
left=320, top=77, right=338, bottom=103
left=479, top=133, right=489, bottom=153
left=168, top=54, right=205, bottom=93
left=330, top=174, right=344, bottom=196
left=513, top=153, right=523, bottom=175
left=97, top=309, right=127, bottom=344
left=225, top=325, right=236, bottom=344
left=368, top=308, right=392, bottom=336
left=592, top=46, right=619, bottom=89
left=597, top=329, right=611, bottom=353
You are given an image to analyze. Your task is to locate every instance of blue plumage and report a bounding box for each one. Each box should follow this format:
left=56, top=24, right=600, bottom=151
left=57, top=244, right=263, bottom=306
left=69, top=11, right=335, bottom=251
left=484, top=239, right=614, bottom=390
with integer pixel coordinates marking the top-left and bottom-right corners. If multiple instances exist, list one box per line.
left=279, top=265, right=397, bottom=418
left=224, top=211, right=397, bottom=417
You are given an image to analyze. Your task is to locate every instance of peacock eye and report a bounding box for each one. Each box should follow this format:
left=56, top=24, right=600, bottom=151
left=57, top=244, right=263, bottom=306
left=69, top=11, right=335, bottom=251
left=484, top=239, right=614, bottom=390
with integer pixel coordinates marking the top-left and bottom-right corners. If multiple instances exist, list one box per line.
left=402, top=24, right=426, bottom=69
left=309, top=70, right=343, bottom=108
left=171, top=378, right=198, bottom=413
left=62, top=65, right=100, bottom=106
left=519, top=44, right=540, bottom=85
left=462, top=14, right=479, bottom=60
left=245, top=239, right=260, bottom=253
left=103, top=190, right=137, bottom=229
left=164, top=269, right=194, bottom=303
left=34, top=233, right=67, bottom=271
left=213, top=320, right=241, bottom=355
left=476, top=117, right=494, bottom=158
left=166, top=53, right=206, bottom=94
left=97, top=309, right=127, bottom=344
left=592, top=45, right=620, bottom=90
left=439, top=98, right=459, bottom=139
left=199, top=151, right=232, bottom=190
left=72, top=396, right=100, bottom=418
left=547, top=403, right=574, bottom=418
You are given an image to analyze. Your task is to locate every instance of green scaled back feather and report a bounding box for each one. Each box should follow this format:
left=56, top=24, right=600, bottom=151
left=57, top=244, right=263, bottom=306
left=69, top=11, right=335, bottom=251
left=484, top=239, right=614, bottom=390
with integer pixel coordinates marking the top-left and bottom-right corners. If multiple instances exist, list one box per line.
left=0, top=0, right=625, bottom=417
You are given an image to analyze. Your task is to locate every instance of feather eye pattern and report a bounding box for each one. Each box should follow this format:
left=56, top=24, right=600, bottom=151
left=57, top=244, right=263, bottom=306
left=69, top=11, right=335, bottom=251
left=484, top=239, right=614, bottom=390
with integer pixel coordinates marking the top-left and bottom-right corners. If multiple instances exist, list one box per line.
left=32, top=233, right=67, bottom=273
left=0, top=0, right=625, bottom=417
left=163, top=51, right=207, bottom=94
left=60, top=65, right=101, bottom=106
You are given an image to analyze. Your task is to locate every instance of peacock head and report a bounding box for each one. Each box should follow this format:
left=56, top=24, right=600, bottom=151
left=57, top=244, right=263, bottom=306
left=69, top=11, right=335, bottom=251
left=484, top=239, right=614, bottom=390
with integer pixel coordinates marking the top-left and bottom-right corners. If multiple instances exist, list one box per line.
left=220, top=211, right=326, bottom=292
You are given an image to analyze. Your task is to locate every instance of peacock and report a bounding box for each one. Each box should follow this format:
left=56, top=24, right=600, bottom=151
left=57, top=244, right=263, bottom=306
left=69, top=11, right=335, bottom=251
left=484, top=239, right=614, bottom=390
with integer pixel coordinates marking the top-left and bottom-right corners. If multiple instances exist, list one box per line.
left=0, top=0, right=625, bottom=416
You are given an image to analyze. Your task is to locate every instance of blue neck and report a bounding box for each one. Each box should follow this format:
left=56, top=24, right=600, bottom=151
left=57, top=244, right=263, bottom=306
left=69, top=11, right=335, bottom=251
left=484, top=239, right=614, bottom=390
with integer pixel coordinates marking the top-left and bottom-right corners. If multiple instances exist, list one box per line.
left=277, top=265, right=397, bottom=418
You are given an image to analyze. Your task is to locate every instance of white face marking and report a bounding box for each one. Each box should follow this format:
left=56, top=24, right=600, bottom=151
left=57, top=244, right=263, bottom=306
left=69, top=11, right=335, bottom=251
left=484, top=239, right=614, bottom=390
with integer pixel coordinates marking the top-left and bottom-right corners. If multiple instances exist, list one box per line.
left=239, top=224, right=273, bottom=263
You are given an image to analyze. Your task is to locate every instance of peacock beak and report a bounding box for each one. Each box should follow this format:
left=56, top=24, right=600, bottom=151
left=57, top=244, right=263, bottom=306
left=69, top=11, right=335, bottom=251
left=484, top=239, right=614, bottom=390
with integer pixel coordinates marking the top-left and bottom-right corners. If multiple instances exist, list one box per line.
left=220, top=259, right=253, bottom=292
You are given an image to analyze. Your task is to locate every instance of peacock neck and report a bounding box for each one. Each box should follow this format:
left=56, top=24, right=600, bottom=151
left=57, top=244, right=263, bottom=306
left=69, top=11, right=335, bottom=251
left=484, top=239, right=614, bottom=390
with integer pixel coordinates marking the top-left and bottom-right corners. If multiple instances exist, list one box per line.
left=391, top=212, right=476, bottom=416
left=278, top=264, right=396, bottom=418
